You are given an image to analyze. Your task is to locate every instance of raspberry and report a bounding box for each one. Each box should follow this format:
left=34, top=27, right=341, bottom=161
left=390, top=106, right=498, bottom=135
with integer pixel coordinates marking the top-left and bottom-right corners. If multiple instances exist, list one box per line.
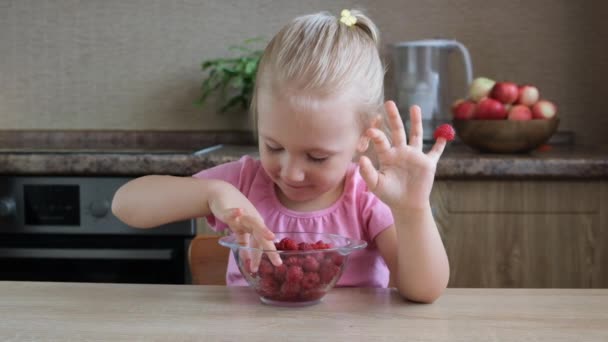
left=433, top=124, right=455, bottom=141
left=298, top=242, right=313, bottom=251
left=280, top=281, right=301, bottom=299
left=302, top=255, right=320, bottom=272
left=320, top=258, right=334, bottom=268
left=286, top=265, right=304, bottom=283
left=320, top=259, right=340, bottom=284
left=328, top=252, right=344, bottom=266
left=311, top=251, right=324, bottom=262
left=279, top=238, right=298, bottom=251
left=273, top=264, right=287, bottom=282
left=313, top=240, right=331, bottom=250
left=537, top=144, right=552, bottom=152
left=300, top=272, right=320, bottom=290
left=258, top=277, right=279, bottom=298
left=285, top=255, right=303, bottom=267
left=258, top=259, right=274, bottom=277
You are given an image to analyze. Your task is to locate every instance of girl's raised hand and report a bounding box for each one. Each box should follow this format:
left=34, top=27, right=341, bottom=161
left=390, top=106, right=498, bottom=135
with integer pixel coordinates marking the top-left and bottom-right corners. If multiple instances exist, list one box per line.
left=358, top=101, right=447, bottom=210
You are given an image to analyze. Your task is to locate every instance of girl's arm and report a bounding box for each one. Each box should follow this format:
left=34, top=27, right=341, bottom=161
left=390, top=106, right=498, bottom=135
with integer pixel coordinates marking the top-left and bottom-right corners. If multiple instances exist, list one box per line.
left=375, top=206, right=449, bottom=303
left=358, top=101, right=450, bottom=303
left=111, top=175, right=226, bottom=228
left=112, top=175, right=281, bottom=266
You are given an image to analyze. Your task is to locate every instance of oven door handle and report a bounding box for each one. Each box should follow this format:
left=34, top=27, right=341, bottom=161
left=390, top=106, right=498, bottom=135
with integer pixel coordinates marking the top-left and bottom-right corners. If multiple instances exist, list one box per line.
left=0, top=247, right=174, bottom=260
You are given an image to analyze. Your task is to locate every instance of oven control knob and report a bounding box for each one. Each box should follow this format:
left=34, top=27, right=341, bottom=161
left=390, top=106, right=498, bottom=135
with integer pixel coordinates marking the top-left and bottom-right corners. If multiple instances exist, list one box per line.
left=89, top=200, right=110, bottom=218
left=0, top=198, right=16, bottom=217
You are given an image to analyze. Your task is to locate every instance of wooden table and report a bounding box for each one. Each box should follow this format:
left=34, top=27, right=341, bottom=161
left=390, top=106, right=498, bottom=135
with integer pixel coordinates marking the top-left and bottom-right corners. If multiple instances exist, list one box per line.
left=1, top=281, right=607, bottom=341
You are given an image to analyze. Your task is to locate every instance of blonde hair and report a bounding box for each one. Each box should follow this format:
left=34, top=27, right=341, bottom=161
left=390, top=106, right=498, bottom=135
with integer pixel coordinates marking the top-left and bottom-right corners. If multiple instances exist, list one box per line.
left=250, top=9, right=387, bottom=134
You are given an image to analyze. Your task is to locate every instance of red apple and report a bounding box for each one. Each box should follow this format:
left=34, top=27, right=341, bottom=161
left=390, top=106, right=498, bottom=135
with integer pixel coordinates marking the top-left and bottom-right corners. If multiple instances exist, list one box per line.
left=516, top=85, right=540, bottom=106
left=490, top=82, right=519, bottom=104
left=508, top=105, right=532, bottom=121
left=531, top=100, right=557, bottom=119
left=452, top=99, right=476, bottom=120
left=451, top=98, right=464, bottom=109
left=469, top=77, right=496, bottom=102
left=475, top=98, right=507, bottom=120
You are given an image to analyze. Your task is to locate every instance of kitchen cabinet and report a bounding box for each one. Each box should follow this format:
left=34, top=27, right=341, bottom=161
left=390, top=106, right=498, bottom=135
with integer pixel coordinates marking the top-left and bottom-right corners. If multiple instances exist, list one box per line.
left=432, top=180, right=607, bottom=288
left=197, top=180, right=607, bottom=288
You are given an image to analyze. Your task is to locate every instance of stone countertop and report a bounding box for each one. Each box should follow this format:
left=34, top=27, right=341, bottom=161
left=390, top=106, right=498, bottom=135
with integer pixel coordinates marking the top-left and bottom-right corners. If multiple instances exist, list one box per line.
left=0, top=144, right=606, bottom=179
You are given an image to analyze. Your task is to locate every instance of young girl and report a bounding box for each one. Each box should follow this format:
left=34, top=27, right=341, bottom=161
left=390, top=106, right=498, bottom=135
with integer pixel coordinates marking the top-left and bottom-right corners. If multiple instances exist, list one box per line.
left=112, top=9, right=449, bottom=303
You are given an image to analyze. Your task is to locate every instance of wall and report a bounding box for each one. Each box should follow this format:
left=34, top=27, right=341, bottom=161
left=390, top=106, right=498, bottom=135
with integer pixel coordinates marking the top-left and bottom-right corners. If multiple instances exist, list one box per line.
left=1, top=0, right=607, bottom=145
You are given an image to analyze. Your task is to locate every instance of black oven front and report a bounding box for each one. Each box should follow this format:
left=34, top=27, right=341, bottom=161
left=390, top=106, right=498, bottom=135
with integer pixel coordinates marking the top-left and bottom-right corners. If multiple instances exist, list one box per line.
left=0, top=177, right=195, bottom=284
left=0, top=234, right=190, bottom=284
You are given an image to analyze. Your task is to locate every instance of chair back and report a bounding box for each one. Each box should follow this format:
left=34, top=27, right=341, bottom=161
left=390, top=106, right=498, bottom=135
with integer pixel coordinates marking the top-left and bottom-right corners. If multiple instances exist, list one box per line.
left=188, top=235, right=229, bottom=285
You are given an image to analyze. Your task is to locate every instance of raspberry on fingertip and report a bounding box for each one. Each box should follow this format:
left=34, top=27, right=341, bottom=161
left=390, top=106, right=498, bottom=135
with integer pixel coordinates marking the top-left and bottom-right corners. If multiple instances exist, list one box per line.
left=433, top=124, right=456, bottom=142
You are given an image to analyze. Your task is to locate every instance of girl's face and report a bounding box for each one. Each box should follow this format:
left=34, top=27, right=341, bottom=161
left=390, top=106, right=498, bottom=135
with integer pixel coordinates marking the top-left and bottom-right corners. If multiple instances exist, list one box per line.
left=257, top=90, right=366, bottom=208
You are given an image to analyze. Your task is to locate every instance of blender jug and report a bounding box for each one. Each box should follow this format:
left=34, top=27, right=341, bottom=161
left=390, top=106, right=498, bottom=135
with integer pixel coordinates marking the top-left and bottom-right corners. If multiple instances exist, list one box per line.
left=391, top=39, right=472, bottom=141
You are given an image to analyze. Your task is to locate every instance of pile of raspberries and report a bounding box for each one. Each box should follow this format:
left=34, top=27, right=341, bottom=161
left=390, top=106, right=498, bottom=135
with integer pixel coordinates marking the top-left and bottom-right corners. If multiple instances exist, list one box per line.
left=241, top=237, right=345, bottom=302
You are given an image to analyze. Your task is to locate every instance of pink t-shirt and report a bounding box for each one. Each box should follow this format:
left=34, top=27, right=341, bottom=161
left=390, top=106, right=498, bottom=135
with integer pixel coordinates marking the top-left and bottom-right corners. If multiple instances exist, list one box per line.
left=192, top=156, right=394, bottom=287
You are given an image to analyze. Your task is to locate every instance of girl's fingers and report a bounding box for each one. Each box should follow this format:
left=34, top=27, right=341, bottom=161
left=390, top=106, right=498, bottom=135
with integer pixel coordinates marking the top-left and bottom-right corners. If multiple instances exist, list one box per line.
left=408, top=106, right=424, bottom=150
left=367, top=127, right=392, bottom=155
left=358, top=155, right=379, bottom=191
left=370, top=114, right=382, bottom=130
left=427, top=137, right=447, bottom=163
left=238, top=215, right=282, bottom=267
left=243, top=211, right=275, bottom=241
left=238, top=247, right=251, bottom=272
left=227, top=209, right=248, bottom=246
left=228, top=210, right=281, bottom=268
left=384, top=101, right=406, bottom=147
left=229, top=208, right=275, bottom=241
left=248, top=239, right=263, bottom=273
left=222, top=207, right=242, bottom=224
left=235, top=230, right=249, bottom=247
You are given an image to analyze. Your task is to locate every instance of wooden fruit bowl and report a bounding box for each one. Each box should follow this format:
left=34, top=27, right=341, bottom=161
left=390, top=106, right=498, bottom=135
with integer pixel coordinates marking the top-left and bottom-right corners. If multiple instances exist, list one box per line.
left=452, top=118, right=560, bottom=153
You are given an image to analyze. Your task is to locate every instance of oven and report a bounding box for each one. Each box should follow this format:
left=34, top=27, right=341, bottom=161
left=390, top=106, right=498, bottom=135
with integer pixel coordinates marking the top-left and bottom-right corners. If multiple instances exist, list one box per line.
left=0, top=176, right=195, bottom=284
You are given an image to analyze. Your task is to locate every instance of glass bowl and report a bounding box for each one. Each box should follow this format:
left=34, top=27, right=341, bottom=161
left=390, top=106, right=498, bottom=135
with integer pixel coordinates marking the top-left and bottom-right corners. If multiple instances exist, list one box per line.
left=219, top=232, right=367, bottom=307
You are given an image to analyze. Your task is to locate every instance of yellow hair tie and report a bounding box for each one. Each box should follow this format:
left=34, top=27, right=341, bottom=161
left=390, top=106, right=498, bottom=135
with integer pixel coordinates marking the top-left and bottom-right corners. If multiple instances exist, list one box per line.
left=340, top=9, right=357, bottom=27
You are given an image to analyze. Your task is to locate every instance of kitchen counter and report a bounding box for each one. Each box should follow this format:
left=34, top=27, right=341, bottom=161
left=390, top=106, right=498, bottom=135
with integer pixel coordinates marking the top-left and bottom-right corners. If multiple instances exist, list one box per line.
left=1, top=281, right=607, bottom=341
left=0, top=144, right=607, bottom=179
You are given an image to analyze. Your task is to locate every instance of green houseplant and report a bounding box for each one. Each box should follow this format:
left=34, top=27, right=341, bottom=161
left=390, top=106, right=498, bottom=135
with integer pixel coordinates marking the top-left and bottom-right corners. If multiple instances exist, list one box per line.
left=198, top=38, right=264, bottom=113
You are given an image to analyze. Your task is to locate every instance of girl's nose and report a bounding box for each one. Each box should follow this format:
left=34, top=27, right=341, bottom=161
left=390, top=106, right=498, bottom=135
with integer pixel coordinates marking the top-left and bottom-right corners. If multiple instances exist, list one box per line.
left=280, top=156, right=305, bottom=182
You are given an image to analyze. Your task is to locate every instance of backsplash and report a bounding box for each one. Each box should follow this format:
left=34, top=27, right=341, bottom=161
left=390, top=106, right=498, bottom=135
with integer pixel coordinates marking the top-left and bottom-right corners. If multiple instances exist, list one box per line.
left=1, top=0, right=606, bottom=145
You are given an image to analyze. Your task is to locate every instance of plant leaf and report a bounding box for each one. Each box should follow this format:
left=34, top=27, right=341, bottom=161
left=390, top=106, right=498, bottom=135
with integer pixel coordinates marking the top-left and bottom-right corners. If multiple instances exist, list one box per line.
left=199, top=38, right=265, bottom=113
left=244, top=60, right=257, bottom=75
left=220, top=95, right=245, bottom=113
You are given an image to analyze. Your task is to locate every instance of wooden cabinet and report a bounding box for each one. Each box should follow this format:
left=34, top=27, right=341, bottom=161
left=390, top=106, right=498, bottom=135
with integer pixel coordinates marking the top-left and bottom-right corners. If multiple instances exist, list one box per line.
left=196, top=178, right=607, bottom=288
left=432, top=180, right=607, bottom=288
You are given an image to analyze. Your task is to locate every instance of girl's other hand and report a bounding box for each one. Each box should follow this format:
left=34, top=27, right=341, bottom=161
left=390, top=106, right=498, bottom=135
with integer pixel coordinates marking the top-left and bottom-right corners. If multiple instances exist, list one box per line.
left=358, top=101, right=446, bottom=210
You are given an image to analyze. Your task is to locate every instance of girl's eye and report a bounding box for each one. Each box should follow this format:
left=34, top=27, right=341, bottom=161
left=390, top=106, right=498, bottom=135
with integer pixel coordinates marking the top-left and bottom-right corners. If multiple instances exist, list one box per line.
left=308, top=155, right=328, bottom=163
left=265, top=144, right=283, bottom=153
